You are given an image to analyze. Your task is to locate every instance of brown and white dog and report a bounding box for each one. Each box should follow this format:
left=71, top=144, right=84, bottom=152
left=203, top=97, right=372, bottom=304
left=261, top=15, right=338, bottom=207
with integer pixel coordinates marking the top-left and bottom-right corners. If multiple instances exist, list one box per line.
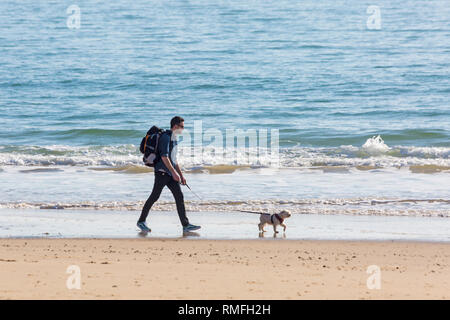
left=258, top=210, right=291, bottom=233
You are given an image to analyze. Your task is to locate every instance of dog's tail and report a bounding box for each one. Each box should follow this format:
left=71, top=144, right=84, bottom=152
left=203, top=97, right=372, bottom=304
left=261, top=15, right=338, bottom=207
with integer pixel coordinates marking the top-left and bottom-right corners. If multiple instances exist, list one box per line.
left=236, top=210, right=269, bottom=215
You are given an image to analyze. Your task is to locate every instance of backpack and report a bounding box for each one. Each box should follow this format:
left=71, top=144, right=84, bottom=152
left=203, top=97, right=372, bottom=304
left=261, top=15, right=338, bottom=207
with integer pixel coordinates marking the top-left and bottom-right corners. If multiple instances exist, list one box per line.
left=139, top=126, right=165, bottom=167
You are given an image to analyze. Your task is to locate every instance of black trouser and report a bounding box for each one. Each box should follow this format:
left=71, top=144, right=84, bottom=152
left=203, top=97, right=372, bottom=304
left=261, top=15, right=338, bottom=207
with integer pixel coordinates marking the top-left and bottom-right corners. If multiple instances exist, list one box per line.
left=138, top=171, right=189, bottom=227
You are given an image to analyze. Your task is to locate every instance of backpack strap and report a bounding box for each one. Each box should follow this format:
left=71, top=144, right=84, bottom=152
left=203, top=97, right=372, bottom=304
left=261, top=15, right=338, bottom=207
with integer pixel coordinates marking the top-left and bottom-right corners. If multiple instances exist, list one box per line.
left=143, top=135, right=150, bottom=153
left=154, top=132, right=161, bottom=155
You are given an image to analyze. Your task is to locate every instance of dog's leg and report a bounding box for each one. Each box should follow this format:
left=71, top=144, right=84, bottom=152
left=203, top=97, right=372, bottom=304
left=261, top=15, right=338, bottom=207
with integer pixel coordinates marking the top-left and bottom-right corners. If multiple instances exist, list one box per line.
left=281, top=223, right=287, bottom=232
left=273, top=224, right=278, bottom=233
left=258, top=223, right=265, bottom=232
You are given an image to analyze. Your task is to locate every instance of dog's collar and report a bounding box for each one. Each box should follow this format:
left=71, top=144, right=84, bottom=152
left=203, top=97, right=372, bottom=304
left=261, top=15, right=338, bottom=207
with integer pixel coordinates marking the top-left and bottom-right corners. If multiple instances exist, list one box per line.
left=272, top=213, right=284, bottom=224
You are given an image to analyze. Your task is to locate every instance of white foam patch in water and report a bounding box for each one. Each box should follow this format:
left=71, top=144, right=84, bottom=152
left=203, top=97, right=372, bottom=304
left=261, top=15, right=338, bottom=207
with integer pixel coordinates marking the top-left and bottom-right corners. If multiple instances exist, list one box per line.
left=0, top=138, right=449, bottom=169
left=0, top=198, right=448, bottom=218
left=362, top=135, right=391, bottom=154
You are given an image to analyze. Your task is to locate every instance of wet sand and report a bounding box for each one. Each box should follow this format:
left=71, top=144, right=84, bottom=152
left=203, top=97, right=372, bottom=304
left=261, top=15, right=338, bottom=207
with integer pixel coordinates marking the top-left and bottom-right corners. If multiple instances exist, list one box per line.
left=2, top=208, right=450, bottom=241
left=0, top=238, right=449, bottom=299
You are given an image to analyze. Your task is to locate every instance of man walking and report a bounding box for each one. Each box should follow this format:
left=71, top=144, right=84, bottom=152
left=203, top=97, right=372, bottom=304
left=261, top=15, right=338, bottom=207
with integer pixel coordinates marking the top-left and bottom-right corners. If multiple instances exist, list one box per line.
left=137, top=116, right=201, bottom=233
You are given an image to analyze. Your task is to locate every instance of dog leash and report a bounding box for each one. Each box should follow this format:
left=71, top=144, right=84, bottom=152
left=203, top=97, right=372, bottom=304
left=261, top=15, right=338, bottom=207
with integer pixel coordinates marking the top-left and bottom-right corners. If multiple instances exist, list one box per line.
left=183, top=183, right=203, bottom=201
left=236, top=210, right=270, bottom=215
left=179, top=182, right=274, bottom=216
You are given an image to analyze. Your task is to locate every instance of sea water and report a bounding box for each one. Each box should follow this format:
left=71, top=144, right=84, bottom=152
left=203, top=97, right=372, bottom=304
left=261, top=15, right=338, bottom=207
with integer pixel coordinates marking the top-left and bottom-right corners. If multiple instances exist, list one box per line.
left=0, top=1, right=449, bottom=234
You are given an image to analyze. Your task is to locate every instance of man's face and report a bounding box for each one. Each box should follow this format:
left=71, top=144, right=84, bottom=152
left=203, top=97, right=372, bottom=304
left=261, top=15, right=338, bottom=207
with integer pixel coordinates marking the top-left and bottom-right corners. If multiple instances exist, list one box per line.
left=173, top=121, right=184, bottom=135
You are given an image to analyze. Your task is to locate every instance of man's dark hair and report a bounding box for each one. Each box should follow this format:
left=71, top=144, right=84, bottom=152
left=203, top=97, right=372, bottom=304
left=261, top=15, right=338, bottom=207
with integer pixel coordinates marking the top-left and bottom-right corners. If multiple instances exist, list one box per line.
left=170, top=116, right=184, bottom=129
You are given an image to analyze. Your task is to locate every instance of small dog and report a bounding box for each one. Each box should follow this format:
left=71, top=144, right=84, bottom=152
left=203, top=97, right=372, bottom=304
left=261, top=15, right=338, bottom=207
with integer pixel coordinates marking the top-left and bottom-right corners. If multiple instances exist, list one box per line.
left=258, top=210, right=291, bottom=233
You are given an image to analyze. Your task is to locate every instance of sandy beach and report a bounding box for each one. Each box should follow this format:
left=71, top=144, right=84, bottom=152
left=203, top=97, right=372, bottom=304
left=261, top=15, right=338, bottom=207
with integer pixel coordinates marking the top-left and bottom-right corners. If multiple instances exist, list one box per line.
left=1, top=0, right=449, bottom=304
left=1, top=238, right=449, bottom=300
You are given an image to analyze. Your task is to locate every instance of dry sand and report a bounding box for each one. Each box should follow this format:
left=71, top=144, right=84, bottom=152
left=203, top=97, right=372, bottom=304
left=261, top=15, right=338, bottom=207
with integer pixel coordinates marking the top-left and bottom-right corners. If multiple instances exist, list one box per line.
left=0, top=238, right=449, bottom=299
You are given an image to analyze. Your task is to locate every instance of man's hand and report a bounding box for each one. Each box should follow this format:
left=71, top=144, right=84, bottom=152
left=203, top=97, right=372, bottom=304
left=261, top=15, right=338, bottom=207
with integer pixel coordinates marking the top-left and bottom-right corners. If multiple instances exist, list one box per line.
left=174, top=163, right=186, bottom=185
left=171, top=171, right=181, bottom=183
left=161, top=156, right=181, bottom=183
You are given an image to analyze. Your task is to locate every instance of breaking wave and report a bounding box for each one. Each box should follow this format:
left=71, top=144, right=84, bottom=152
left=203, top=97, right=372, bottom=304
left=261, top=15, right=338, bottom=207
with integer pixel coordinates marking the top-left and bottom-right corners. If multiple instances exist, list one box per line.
left=0, top=136, right=449, bottom=171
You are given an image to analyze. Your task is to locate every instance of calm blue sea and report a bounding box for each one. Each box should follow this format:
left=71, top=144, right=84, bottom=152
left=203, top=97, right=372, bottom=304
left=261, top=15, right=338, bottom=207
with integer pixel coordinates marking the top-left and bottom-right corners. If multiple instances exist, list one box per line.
left=0, top=1, right=449, bottom=218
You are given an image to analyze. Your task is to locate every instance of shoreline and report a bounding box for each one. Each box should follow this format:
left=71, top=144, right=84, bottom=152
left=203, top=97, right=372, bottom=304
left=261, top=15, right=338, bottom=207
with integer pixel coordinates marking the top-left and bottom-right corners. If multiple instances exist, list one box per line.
left=2, top=236, right=450, bottom=245
left=1, top=238, right=449, bottom=299
left=1, top=208, right=450, bottom=242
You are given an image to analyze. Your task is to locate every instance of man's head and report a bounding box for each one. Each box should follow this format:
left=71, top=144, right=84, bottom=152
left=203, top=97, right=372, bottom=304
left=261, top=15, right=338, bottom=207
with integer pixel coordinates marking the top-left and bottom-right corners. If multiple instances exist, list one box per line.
left=170, top=116, right=184, bottom=135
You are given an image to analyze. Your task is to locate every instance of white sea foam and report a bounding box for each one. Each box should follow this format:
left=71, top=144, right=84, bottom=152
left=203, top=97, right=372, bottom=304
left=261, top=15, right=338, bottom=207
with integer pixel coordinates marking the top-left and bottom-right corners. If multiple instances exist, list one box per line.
left=1, top=198, right=449, bottom=218
left=0, top=139, right=449, bottom=169
left=362, top=135, right=391, bottom=154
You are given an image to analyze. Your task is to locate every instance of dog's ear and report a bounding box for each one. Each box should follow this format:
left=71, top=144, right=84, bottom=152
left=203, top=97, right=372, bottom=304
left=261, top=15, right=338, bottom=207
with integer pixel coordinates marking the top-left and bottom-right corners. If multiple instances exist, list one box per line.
left=280, top=210, right=291, bottom=217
